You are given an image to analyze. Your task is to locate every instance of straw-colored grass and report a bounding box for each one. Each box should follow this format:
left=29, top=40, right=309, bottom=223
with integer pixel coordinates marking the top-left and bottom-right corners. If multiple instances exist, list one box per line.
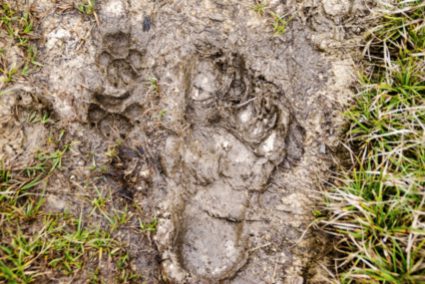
left=322, top=1, right=425, bottom=283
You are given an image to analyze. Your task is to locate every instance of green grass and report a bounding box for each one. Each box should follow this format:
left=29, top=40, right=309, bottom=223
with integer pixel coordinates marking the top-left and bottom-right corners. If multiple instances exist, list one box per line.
left=139, top=218, right=158, bottom=233
left=76, top=0, right=96, bottom=16
left=0, top=130, right=143, bottom=283
left=0, top=3, right=39, bottom=86
left=270, top=12, right=288, bottom=36
left=322, top=1, right=425, bottom=283
left=251, top=1, right=289, bottom=36
left=252, top=1, right=268, bottom=17
left=149, top=77, right=160, bottom=94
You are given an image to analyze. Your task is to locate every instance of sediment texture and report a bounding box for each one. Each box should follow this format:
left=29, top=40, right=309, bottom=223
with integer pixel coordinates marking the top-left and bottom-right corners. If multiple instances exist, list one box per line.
left=1, top=0, right=368, bottom=282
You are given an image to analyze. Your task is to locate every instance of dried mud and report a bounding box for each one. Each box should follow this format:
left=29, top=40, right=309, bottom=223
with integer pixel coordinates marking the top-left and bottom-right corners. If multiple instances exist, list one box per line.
left=0, top=0, right=369, bottom=283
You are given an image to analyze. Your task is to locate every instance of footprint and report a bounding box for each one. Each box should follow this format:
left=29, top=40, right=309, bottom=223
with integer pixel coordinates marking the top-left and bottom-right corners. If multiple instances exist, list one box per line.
left=86, top=4, right=309, bottom=280
left=87, top=21, right=145, bottom=139
left=157, top=50, right=306, bottom=282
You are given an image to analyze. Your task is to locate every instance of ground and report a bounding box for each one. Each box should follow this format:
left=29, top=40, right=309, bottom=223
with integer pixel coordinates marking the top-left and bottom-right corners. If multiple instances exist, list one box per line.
left=2, top=0, right=413, bottom=283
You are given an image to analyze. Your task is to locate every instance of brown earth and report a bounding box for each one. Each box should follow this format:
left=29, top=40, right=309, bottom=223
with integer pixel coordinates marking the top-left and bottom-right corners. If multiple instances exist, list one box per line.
left=0, top=0, right=370, bottom=282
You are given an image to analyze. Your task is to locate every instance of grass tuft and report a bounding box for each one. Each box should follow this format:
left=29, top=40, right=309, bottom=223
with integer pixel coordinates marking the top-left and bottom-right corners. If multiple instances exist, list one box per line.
left=270, top=12, right=288, bottom=36
left=76, top=0, right=96, bottom=16
left=250, top=1, right=290, bottom=36
left=0, top=2, right=39, bottom=86
left=252, top=1, right=268, bottom=16
left=322, top=1, right=425, bottom=283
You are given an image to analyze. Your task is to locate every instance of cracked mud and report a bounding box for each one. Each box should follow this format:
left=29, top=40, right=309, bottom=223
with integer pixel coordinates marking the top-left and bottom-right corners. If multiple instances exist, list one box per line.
left=0, top=0, right=368, bottom=282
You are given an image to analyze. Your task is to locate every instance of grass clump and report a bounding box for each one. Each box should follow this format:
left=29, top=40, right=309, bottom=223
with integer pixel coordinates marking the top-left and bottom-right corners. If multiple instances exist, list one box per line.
left=252, top=1, right=267, bottom=16
left=76, top=0, right=96, bottom=16
left=322, top=1, right=425, bottom=283
left=251, top=1, right=289, bottom=36
left=0, top=2, right=39, bottom=86
left=270, top=12, right=288, bottom=36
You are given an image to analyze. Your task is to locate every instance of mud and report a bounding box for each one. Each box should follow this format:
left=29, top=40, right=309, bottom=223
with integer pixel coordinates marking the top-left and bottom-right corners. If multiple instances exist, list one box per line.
left=0, top=0, right=369, bottom=282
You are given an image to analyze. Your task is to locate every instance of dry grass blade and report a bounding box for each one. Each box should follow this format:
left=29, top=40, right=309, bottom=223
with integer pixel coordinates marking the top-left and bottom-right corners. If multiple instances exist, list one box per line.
left=321, top=0, right=425, bottom=283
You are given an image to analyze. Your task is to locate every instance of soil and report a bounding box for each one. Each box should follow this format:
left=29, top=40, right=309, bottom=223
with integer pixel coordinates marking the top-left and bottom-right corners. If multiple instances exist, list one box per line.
left=0, top=0, right=370, bottom=283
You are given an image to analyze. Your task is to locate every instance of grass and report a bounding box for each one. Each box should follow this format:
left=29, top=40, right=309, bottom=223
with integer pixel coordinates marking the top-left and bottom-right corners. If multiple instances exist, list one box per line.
left=0, top=127, right=146, bottom=283
left=0, top=2, right=39, bottom=86
left=139, top=218, right=158, bottom=233
left=252, top=1, right=267, bottom=17
left=251, top=1, right=289, bottom=36
left=76, top=0, right=96, bottom=16
left=270, top=12, right=288, bottom=36
left=149, top=77, right=160, bottom=94
left=321, top=1, right=425, bottom=283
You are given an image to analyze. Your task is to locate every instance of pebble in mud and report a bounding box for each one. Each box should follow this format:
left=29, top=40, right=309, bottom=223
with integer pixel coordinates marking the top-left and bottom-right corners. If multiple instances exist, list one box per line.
left=322, top=0, right=351, bottom=17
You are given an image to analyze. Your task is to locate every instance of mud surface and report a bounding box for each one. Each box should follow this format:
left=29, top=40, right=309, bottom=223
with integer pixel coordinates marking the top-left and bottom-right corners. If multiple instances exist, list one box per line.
left=1, top=0, right=368, bottom=282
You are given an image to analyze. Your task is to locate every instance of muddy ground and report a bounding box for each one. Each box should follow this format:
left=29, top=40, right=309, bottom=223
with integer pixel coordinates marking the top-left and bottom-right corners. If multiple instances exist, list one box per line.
left=0, top=0, right=369, bottom=283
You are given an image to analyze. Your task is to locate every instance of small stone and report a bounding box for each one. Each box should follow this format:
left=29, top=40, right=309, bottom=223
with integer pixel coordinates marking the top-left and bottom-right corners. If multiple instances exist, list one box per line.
left=319, top=143, right=326, bottom=154
left=322, top=0, right=350, bottom=17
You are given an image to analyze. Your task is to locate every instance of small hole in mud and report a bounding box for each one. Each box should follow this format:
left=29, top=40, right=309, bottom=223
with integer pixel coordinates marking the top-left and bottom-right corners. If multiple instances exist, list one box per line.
left=215, top=62, right=226, bottom=72
left=88, top=104, right=107, bottom=123
left=116, top=186, right=134, bottom=201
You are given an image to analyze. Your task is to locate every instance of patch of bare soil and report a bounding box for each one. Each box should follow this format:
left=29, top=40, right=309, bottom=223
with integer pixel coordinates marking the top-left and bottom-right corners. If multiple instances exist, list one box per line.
left=1, top=0, right=369, bottom=282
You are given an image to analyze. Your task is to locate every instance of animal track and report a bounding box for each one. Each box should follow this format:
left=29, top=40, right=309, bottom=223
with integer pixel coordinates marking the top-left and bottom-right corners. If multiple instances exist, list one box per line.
left=2, top=0, right=362, bottom=281
left=87, top=30, right=146, bottom=139
left=82, top=0, right=347, bottom=281
left=87, top=34, right=306, bottom=280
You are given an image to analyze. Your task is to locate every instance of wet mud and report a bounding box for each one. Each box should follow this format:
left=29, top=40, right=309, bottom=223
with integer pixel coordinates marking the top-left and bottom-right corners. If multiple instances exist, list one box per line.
left=0, top=0, right=369, bottom=282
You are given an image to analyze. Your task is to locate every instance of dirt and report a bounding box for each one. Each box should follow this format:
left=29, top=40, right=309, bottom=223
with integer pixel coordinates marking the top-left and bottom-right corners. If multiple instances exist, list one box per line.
left=0, top=0, right=370, bottom=282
